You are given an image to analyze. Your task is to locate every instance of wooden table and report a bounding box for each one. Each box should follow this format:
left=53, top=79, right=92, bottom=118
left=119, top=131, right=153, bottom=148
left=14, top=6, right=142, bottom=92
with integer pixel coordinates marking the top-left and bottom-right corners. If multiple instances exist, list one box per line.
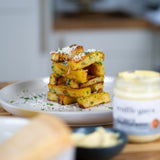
left=1, top=82, right=160, bottom=160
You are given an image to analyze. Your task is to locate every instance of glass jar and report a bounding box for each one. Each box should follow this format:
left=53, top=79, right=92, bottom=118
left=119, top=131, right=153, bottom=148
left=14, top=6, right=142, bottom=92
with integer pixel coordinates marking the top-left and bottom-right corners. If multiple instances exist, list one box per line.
left=113, top=70, right=160, bottom=143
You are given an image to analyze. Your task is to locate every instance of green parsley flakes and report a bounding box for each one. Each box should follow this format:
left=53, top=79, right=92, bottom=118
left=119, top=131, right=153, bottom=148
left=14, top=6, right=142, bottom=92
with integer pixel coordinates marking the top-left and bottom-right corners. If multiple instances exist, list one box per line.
left=90, top=101, right=94, bottom=105
left=66, top=79, right=71, bottom=85
left=96, top=62, right=102, bottom=66
left=47, top=103, right=54, bottom=106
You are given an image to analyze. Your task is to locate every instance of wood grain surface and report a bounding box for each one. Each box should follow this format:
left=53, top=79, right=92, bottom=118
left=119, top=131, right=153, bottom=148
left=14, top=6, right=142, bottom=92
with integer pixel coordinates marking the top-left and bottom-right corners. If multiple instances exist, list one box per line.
left=54, top=17, right=153, bottom=30
left=1, top=82, right=160, bottom=160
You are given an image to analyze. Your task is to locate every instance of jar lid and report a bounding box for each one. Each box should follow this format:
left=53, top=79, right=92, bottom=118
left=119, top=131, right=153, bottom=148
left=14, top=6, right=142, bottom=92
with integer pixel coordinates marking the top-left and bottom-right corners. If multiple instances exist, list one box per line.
left=114, top=70, right=160, bottom=96
left=117, top=70, right=160, bottom=84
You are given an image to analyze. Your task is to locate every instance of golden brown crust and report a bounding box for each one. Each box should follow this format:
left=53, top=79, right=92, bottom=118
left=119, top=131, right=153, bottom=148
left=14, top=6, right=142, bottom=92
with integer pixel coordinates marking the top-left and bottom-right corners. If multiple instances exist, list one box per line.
left=48, top=83, right=91, bottom=98
left=58, top=95, right=77, bottom=105
left=47, top=91, right=58, bottom=102
left=49, top=73, right=66, bottom=85
left=69, top=76, right=104, bottom=89
left=68, top=51, right=104, bottom=70
left=77, top=92, right=110, bottom=109
left=86, top=62, right=105, bottom=76
left=51, top=62, right=88, bottom=83
left=90, top=82, right=104, bottom=93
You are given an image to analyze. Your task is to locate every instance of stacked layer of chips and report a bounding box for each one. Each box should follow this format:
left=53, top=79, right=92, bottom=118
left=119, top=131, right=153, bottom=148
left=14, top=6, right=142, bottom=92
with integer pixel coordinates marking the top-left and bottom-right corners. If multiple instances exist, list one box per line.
left=48, top=44, right=110, bottom=108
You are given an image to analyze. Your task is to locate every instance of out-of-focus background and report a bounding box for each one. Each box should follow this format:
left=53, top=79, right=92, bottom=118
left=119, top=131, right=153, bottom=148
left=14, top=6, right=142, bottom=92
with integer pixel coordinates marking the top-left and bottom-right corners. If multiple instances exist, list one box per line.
left=0, top=0, right=160, bottom=81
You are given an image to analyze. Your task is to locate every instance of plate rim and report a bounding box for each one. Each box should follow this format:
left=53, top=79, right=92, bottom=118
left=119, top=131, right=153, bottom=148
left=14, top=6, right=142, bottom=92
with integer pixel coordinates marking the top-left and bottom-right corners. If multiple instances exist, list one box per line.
left=0, top=76, right=114, bottom=115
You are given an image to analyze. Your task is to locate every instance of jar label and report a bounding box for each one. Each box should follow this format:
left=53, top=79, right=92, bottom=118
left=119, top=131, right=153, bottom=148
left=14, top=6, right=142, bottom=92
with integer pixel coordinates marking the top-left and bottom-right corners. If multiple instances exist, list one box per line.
left=113, top=96, right=160, bottom=135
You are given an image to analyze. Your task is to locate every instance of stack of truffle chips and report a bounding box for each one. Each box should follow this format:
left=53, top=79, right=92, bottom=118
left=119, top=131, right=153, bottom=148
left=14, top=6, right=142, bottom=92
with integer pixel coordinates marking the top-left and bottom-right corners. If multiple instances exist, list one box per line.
left=48, top=44, right=110, bottom=108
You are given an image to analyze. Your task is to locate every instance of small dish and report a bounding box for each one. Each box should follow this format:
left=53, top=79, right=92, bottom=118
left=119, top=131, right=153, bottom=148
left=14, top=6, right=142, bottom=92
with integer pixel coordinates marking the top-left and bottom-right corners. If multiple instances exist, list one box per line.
left=73, top=127, right=127, bottom=160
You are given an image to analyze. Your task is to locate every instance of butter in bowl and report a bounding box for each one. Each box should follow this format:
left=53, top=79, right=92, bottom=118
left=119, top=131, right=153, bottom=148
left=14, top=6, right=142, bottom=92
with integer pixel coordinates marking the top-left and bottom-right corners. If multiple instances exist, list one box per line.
left=72, top=127, right=127, bottom=160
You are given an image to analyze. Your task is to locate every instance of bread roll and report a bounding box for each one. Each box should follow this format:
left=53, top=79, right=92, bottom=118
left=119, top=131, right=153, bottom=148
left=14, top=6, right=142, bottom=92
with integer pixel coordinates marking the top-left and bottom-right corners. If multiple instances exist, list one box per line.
left=0, top=114, right=72, bottom=160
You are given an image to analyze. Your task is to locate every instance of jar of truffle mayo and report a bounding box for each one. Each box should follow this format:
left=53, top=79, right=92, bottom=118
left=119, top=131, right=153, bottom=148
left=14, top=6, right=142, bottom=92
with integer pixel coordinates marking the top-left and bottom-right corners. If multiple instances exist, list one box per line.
left=113, top=70, right=160, bottom=143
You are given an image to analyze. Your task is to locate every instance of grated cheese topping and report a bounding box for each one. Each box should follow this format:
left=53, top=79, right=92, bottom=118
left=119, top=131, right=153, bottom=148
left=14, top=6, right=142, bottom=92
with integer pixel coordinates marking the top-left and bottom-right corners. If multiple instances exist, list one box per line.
left=72, top=52, right=86, bottom=61
left=87, top=49, right=96, bottom=53
left=50, top=45, right=77, bottom=56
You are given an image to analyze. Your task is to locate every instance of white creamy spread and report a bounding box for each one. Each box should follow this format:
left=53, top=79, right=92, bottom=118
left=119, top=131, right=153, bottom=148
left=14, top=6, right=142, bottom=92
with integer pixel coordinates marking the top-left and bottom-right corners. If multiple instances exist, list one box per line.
left=118, top=70, right=160, bottom=82
left=72, top=127, right=121, bottom=148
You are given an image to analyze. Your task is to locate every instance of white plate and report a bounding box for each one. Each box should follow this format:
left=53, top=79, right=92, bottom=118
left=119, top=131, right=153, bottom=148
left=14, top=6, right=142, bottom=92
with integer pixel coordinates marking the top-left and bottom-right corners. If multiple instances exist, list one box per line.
left=0, top=117, right=28, bottom=144
left=0, top=77, right=114, bottom=126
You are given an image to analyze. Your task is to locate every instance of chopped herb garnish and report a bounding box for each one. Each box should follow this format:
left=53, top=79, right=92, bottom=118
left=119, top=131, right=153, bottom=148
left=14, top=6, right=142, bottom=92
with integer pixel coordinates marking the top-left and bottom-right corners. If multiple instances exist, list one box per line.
left=24, top=97, right=30, bottom=100
left=55, top=59, right=58, bottom=62
left=41, top=108, right=45, bottom=111
left=82, top=62, right=86, bottom=65
left=85, top=52, right=89, bottom=54
left=109, top=107, right=113, bottom=110
left=96, top=62, right=102, bottom=66
left=89, top=56, right=92, bottom=59
left=62, top=61, right=68, bottom=66
left=51, top=66, right=53, bottom=69
left=64, top=91, right=67, bottom=95
left=38, top=95, right=42, bottom=98
left=10, top=100, right=14, bottom=103
left=66, top=79, right=71, bottom=85
left=34, top=96, right=37, bottom=99
left=47, top=103, right=54, bottom=106
left=24, top=100, right=27, bottom=104
left=90, top=101, right=94, bottom=105
left=96, top=53, right=99, bottom=56
left=60, top=68, right=64, bottom=71
left=86, top=91, right=89, bottom=94
left=56, top=73, right=60, bottom=77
